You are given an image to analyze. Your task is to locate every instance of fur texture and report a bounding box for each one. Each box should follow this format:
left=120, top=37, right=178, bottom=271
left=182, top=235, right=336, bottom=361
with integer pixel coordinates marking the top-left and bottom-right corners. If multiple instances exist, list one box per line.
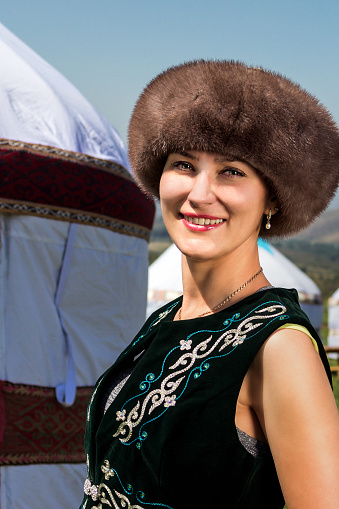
left=128, top=60, right=339, bottom=237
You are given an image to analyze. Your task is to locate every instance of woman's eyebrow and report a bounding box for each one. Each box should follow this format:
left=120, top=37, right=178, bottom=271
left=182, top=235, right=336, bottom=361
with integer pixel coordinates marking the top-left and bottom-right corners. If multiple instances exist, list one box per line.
left=172, top=151, right=237, bottom=164
left=173, top=150, right=198, bottom=160
left=213, top=155, right=236, bottom=163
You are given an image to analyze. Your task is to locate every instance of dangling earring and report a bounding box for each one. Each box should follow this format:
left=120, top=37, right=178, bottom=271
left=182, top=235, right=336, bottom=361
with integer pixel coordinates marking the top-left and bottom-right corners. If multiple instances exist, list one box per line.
left=265, top=209, right=272, bottom=230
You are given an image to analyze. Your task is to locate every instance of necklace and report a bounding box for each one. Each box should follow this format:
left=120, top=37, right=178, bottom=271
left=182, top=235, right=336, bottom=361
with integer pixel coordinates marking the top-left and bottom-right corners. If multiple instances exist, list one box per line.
left=177, top=267, right=263, bottom=320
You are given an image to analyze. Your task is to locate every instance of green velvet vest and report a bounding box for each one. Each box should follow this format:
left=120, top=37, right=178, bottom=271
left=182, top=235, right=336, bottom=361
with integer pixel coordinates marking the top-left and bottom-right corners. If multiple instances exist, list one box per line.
left=81, top=288, right=331, bottom=509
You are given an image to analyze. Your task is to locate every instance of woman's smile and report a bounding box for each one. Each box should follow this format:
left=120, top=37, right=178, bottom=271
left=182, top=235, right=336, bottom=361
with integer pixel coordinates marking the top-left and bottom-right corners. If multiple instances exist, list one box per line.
left=181, top=213, right=225, bottom=231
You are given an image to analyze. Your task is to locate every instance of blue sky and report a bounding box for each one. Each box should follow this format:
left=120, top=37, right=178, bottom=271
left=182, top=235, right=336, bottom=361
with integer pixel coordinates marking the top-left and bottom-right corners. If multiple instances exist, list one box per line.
left=1, top=0, right=339, bottom=207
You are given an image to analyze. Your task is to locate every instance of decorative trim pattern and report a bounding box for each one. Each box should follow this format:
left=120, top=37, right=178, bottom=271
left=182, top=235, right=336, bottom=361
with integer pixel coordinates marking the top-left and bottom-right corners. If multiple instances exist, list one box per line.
left=113, top=303, right=287, bottom=448
left=0, top=381, right=92, bottom=465
left=83, top=460, right=174, bottom=508
left=0, top=200, right=151, bottom=241
left=0, top=139, right=155, bottom=241
left=0, top=139, right=132, bottom=179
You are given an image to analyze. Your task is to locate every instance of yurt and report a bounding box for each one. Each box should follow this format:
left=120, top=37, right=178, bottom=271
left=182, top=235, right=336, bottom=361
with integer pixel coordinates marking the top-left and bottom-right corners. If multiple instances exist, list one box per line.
left=0, top=23, right=154, bottom=508
left=148, top=240, right=323, bottom=331
left=328, top=289, right=339, bottom=348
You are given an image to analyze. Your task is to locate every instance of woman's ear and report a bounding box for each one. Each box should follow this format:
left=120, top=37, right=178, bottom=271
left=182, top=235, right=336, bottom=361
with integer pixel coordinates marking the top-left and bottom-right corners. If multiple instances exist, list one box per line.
left=265, top=196, right=279, bottom=216
left=263, top=197, right=279, bottom=231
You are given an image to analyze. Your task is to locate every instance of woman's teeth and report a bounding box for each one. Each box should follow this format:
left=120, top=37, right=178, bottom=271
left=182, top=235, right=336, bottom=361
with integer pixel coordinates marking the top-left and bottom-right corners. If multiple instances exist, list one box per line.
left=183, top=215, right=224, bottom=225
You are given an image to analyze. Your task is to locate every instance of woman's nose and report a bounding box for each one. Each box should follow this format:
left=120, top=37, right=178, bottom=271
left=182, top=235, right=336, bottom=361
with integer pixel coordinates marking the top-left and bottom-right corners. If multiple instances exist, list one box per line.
left=187, top=173, right=216, bottom=207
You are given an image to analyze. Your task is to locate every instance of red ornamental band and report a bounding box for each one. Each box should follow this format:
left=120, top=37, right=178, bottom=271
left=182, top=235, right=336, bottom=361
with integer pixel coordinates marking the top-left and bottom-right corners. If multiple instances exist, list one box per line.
left=0, top=140, right=155, bottom=241
left=0, top=381, right=91, bottom=465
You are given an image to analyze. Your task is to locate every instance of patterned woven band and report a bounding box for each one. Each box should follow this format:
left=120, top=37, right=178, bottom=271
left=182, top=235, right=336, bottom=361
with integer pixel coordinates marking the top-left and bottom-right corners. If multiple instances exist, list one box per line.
left=0, top=139, right=155, bottom=241
left=0, top=381, right=92, bottom=465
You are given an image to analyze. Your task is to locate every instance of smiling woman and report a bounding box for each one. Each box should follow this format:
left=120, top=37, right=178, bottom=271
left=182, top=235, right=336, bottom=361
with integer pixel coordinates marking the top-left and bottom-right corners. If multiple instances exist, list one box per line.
left=160, top=151, right=273, bottom=271
left=80, top=60, right=339, bottom=509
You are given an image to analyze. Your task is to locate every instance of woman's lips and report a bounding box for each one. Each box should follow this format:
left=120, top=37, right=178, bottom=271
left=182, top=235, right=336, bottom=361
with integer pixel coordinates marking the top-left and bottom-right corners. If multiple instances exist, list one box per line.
left=181, top=214, right=225, bottom=231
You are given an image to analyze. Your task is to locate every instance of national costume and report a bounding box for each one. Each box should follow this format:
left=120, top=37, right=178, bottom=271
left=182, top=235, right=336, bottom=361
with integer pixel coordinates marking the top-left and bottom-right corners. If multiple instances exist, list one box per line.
left=81, top=59, right=339, bottom=508
left=81, top=288, right=331, bottom=509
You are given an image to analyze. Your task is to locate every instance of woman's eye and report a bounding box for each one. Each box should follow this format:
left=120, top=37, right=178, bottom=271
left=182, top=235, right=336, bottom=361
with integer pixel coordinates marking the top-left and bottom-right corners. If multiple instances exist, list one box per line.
left=222, top=168, right=244, bottom=177
left=172, top=161, right=194, bottom=171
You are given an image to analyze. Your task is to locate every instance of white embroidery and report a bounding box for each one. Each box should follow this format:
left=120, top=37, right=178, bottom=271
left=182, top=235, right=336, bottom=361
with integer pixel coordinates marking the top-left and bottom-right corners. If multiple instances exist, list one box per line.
left=113, top=304, right=286, bottom=445
left=180, top=339, right=192, bottom=350
left=84, top=460, right=174, bottom=508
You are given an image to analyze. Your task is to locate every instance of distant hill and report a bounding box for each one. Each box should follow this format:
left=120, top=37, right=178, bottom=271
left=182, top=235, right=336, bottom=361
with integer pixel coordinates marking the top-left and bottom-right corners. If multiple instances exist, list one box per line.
left=293, top=208, right=339, bottom=244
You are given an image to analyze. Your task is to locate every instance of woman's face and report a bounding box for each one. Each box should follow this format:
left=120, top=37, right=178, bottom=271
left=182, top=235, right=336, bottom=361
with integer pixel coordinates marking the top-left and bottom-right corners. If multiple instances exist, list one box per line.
left=160, top=150, right=274, bottom=264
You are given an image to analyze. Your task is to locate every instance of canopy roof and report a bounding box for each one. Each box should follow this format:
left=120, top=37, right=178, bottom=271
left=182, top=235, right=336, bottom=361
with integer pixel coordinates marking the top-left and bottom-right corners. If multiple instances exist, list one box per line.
left=0, top=22, right=127, bottom=164
left=0, top=22, right=154, bottom=240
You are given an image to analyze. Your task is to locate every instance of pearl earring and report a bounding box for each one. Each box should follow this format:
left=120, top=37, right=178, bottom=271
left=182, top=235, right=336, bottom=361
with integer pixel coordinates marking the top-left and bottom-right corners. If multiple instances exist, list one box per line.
left=265, top=209, right=272, bottom=230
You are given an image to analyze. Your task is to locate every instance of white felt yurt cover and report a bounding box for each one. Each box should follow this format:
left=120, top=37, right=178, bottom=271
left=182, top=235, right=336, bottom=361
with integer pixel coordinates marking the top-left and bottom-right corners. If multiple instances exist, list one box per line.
left=0, top=23, right=128, bottom=167
left=148, top=240, right=323, bottom=331
left=0, top=22, right=154, bottom=509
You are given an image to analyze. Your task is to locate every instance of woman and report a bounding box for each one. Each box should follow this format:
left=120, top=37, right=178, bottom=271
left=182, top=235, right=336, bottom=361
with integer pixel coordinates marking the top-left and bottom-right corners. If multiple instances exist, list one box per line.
left=81, top=61, right=339, bottom=508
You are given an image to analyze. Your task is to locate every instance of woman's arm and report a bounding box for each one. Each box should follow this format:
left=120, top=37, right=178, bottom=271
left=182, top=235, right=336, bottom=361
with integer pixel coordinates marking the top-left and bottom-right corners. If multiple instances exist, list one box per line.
left=253, top=328, right=339, bottom=509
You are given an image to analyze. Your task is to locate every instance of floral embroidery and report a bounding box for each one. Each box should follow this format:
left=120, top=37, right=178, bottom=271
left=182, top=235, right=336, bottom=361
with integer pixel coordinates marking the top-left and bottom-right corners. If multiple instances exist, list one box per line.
left=180, top=339, right=192, bottom=350
left=86, top=303, right=179, bottom=427
left=84, top=478, right=99, bottom=501
left=101, top=460, right=115, bottom=480
left=116, top=410, right=126, bottom=421
left=112, top=302, right=287, bottom=448
left=164, top=395, right=176, bottom=407
left=84, top=461, right=174, bottom=508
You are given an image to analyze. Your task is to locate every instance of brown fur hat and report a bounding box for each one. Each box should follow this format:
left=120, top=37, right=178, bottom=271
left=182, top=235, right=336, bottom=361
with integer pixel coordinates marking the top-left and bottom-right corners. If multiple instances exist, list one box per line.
left=128, top=60, right=339, bottom=237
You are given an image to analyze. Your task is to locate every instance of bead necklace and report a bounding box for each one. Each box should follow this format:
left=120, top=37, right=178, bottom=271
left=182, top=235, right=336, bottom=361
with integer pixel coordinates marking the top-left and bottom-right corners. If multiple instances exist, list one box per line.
left=177, top=267, right=263, bottom=320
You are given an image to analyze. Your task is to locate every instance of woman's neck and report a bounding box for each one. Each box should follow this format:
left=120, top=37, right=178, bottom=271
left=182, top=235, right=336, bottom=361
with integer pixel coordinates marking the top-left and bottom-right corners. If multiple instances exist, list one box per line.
left=179, top=247, right=271, bottom=320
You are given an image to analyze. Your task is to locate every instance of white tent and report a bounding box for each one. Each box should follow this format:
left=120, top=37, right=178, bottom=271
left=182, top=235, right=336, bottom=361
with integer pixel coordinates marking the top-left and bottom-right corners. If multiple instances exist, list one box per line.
left=0, top=23, right=154, bottom=509
left=148, top=239, right=323, bottom=331
left=328, top=289, right=339, bottom=348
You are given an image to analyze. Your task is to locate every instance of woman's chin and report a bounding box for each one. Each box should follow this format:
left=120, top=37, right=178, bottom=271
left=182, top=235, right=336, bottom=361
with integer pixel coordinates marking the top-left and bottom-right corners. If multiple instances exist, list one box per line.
left=177, top=245, right=221, bottom=264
